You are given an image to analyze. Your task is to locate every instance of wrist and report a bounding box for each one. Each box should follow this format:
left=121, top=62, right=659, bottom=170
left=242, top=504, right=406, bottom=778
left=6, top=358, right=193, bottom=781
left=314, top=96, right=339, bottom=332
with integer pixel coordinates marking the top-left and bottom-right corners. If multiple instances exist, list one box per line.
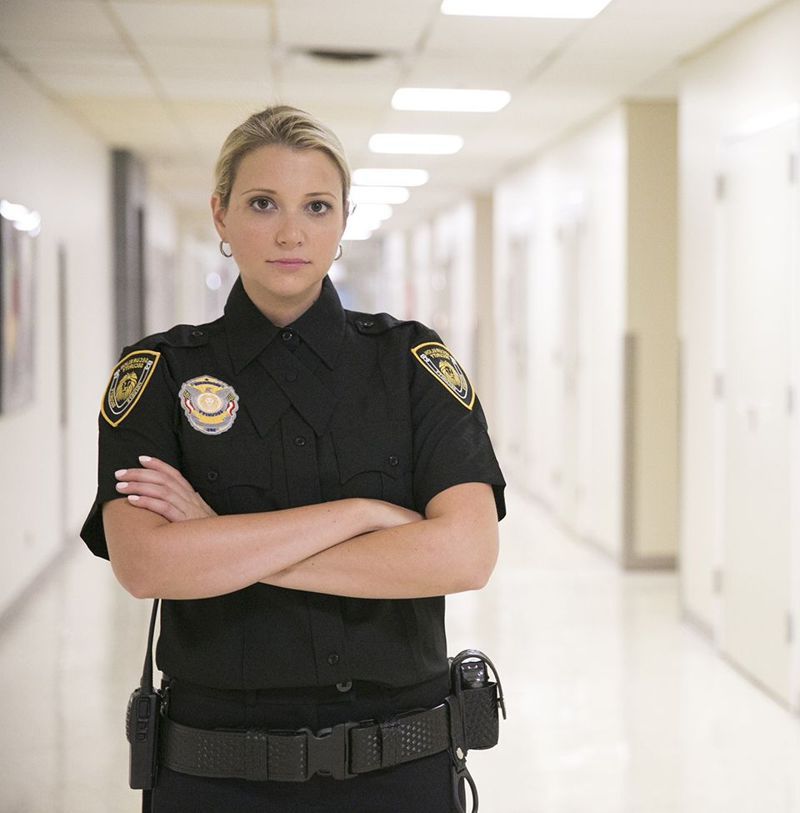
left=350, top=498, right=384, bottom=535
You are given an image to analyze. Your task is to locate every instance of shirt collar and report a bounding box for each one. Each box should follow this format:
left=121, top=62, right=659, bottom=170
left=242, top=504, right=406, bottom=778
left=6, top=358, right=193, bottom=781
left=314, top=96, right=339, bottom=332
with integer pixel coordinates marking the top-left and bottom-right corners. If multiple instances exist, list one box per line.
left=224, top=275, right=346, bottom=373
left=290, top=275, right=346, bottom=370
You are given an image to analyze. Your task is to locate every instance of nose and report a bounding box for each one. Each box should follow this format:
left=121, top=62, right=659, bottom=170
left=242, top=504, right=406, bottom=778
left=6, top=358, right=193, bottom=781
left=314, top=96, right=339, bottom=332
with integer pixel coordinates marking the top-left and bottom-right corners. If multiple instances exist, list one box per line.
left=275, top=213, right=304, bottom=248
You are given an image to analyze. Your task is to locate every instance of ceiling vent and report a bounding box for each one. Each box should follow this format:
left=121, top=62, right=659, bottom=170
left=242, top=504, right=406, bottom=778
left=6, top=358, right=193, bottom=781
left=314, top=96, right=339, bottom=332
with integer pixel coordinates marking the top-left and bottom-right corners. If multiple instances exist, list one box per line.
left=304, top=49, right=385, bottom=63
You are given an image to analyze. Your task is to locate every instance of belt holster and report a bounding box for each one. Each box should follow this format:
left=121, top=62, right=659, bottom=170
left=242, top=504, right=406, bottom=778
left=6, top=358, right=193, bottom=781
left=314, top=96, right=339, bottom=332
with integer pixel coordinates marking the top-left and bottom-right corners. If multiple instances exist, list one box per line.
left=447, top=649, right=507, bottom=813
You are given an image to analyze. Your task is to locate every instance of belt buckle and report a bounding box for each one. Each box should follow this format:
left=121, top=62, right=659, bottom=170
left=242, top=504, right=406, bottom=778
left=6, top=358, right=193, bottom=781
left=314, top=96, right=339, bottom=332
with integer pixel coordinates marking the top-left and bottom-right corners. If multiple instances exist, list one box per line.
left=303, top=721, right=357, bottom=780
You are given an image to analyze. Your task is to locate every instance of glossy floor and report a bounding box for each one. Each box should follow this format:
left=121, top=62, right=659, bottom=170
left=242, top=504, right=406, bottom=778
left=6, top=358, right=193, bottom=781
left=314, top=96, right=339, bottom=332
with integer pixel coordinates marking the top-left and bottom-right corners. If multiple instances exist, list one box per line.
left=2, top=488, right=800, bottom=812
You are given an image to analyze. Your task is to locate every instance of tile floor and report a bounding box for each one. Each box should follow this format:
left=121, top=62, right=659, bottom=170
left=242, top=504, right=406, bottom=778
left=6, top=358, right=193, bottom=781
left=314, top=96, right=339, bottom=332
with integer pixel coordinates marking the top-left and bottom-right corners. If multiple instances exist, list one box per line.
left=2, top=487, right=800, bottom=812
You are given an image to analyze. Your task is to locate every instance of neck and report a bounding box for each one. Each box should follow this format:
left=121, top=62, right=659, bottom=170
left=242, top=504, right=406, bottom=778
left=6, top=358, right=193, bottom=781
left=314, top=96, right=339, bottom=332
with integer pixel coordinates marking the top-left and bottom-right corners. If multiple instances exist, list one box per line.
left=241, top=278, right=324, bottom=327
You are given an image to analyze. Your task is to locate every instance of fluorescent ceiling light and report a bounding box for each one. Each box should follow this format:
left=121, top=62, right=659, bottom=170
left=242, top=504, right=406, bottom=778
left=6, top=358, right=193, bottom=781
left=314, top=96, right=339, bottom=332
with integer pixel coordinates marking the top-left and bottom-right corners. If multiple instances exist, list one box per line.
left=392, top=88, right=510, bottom=112
left=342, top=223, right=374, bottom=241
left=353, top=168, right=430, bottom=187
left=441, top=0, right=613, bottom=18
left=0, top=199, right=42, bottom=235
left=350, top=185, right=410, bottom=205
left=348, top=209, right=387, bottom=232
left=351, top=203, right=393, bottom=221
left=369, top=134, right=464, bottom=155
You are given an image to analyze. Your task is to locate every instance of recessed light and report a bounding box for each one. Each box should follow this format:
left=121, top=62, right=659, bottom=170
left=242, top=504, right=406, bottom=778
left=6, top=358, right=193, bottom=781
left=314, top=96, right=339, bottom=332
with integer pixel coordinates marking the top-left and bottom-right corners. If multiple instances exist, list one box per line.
left=353, top=169, right=430, bottom=187
left=441, top=0, right=613, bottom=19
left=369, top=134, right=464, bottom=155
left=342, top=223, right=374, bottom=241
left=392, top=88, right=510, bottom=112
left=350, top=186, right=410, bottom=205
left=350, top=203, right=393, bottom=221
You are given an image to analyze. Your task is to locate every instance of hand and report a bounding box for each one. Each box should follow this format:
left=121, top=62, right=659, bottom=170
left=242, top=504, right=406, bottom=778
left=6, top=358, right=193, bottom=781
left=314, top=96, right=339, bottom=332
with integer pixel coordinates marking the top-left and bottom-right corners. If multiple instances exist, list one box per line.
left=114, top=456, right=217, bottom=522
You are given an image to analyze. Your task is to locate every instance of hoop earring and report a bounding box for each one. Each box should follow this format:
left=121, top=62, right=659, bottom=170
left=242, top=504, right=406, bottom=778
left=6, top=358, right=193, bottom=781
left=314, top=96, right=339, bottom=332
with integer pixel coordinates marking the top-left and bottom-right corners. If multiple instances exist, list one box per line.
left=219, top=240, right=232, bottom=258
left=334, top=244, right=343, bottom=261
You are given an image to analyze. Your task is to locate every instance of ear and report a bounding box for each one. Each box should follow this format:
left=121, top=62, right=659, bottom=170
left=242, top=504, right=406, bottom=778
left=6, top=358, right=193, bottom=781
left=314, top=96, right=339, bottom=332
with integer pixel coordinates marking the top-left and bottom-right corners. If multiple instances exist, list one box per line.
left=210, top=195, right=227, bottom=240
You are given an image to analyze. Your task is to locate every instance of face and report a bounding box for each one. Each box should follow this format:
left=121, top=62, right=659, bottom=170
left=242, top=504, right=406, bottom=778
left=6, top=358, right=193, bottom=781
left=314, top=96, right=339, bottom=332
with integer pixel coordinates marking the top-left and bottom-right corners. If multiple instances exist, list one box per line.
left=212, top=144, right=346, bottom=320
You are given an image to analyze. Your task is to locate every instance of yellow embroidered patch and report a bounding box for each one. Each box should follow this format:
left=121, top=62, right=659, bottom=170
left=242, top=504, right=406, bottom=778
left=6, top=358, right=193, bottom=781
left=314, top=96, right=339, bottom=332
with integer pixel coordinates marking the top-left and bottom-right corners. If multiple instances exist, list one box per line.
left=411, top=341, right=476, bottom=410
left=101, top=350, right=161, bottom=427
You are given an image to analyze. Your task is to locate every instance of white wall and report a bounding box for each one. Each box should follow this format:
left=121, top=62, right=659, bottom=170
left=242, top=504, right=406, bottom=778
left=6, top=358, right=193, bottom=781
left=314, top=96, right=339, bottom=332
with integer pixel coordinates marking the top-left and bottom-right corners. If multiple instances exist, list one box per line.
left=678, top=0, right=800, bottom=630
left=679, top=0, right=800, bottom=706
left=0, top=60, right=114, bottom=613
left=494, top=109, right=628, bottom=558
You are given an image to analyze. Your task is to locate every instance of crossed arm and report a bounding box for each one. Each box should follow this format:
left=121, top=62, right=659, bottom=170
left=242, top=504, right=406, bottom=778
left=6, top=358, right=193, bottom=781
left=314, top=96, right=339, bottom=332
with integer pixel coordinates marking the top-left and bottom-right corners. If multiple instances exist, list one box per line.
left=103, top=458, right=499, bottom=601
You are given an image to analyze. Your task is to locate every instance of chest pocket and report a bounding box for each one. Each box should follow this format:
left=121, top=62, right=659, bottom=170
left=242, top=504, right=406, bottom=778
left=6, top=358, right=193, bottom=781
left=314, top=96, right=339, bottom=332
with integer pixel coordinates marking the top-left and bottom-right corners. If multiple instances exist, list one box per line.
left=333, top=421, right=412, bottom=507
left=183, top=439, right=272, bottom=515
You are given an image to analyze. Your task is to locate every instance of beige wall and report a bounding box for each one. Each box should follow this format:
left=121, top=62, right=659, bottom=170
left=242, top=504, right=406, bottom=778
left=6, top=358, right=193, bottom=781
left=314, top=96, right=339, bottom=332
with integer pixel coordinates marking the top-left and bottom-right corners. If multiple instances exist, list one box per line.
left=625, top=101, right=679, bottom=565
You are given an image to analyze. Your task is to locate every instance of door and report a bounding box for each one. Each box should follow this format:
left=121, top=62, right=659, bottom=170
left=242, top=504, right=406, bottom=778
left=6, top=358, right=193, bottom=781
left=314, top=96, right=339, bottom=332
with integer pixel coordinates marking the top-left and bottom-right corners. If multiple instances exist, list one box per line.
left=716, top=118, right=798, bottom=704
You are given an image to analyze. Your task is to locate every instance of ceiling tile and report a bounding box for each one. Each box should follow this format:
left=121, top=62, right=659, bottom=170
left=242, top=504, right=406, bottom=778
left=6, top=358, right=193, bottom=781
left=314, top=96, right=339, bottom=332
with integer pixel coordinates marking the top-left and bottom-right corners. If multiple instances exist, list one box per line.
left=275, top=0, right=438, bottom=52
left=139, top=42, right=270, bottom=75
left=111, top=1, right=271, bottom=44
left=68, top=97, right=187, bottom=152
left=424, top=13, right=578, bottom=66
left=0, top=0, right=121, bottom=44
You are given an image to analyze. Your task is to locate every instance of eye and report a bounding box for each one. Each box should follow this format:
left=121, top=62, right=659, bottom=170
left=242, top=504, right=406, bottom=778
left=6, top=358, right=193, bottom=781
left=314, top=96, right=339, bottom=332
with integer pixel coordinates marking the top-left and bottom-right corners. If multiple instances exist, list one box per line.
left=250, top=197, right=275, bottom=212
left=307, top=200, right=332, bottom=215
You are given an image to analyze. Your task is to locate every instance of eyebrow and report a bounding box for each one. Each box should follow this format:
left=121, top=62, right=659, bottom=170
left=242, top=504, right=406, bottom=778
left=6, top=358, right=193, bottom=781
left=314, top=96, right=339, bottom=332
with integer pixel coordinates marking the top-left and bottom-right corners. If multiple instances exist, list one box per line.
left=240, top=188, right=337, bottom=199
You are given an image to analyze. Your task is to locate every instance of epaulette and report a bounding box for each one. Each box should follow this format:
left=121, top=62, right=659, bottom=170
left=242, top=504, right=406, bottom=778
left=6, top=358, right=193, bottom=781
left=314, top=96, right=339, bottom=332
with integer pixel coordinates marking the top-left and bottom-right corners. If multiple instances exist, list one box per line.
left=131, top=322, right=216, bottom=352
left=349, top=311, right=407, bottom=335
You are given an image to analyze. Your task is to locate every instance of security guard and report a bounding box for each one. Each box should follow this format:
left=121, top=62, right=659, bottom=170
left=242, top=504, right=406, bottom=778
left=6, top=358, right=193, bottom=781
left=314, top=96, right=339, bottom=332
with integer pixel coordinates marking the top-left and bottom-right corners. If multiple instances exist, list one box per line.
left=81, top=106, right=505, bottom=812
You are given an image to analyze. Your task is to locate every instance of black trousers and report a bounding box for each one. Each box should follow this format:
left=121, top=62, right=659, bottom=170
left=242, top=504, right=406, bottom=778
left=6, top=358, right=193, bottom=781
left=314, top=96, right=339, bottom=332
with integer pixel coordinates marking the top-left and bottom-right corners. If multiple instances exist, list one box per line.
left=148, top=673, right=465, bottom=812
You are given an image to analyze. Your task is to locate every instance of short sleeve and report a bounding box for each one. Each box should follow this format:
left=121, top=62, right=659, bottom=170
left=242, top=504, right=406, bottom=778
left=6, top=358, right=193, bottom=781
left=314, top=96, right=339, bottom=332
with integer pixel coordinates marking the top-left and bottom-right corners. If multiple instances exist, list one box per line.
left=80, top=345, right=181, bottom=559
left=409, top=327, right=506, bottom=520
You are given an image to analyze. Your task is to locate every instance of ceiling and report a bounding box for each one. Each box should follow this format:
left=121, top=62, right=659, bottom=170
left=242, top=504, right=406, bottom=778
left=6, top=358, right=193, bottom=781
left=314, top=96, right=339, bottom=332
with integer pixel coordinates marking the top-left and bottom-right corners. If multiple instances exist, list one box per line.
left=0, top=0, right=782, bottom=237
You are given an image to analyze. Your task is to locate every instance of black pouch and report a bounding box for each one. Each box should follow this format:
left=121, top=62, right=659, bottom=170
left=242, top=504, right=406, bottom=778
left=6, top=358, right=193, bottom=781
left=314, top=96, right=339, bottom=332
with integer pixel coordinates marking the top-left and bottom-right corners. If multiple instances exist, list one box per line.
left=449, top=649, right=507, bottom=751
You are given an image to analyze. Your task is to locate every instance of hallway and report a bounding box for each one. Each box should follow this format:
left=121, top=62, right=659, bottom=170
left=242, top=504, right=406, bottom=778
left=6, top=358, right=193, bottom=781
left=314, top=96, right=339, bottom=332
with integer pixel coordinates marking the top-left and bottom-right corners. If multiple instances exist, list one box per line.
left=3, top=487, right=799, bottom=812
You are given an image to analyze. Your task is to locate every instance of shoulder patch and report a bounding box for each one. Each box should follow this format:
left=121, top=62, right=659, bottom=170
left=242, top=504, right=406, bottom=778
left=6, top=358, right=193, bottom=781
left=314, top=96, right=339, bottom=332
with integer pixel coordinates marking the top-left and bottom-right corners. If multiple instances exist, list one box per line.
left=411, top=341, right=475, bottom=411
left=101, top=350, right=161, bottom=427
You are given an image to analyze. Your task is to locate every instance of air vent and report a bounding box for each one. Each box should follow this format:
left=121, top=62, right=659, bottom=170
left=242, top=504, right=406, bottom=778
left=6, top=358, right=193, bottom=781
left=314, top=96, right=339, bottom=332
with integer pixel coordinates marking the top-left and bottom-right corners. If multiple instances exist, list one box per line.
left=305, top=49, right=383, bottom=63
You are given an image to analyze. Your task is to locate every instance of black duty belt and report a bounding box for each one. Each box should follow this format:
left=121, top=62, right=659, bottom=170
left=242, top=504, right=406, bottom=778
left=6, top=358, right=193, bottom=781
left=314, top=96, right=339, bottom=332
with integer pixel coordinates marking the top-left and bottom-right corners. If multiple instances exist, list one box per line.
left=159, top=702, right=451, bottom=782
left=127, top=597, right=505, bottom=813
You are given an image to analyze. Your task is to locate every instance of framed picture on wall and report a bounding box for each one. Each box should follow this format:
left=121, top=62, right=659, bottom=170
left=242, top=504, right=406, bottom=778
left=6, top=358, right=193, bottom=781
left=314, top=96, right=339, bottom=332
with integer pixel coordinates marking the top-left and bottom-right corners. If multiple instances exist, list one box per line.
left=0, top=200, right=39, bottom=414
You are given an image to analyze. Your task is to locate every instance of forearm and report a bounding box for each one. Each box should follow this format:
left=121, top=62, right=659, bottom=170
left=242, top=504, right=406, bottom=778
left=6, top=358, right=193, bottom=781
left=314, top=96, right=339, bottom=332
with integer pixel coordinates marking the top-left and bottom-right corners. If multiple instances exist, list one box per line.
left=263, top=515, right=498, bottom=599
left=106, top=498, right=384, bottom=600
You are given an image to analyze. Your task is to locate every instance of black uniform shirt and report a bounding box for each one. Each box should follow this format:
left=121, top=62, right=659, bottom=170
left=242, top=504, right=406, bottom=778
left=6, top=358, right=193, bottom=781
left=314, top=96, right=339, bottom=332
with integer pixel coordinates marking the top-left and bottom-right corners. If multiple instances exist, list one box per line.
left=81, top=275, right=506, bottom=691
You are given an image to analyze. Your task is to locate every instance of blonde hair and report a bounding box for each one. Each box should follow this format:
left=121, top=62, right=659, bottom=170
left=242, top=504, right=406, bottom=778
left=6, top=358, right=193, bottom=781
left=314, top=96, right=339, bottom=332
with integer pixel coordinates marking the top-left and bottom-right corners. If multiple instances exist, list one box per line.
left=213, top=105, right=350, bottom=211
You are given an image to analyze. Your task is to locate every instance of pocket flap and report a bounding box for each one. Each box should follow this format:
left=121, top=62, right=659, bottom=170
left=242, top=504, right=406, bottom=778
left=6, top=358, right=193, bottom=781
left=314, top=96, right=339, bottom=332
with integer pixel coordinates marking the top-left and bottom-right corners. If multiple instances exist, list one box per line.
left=183, top=441, right=271, bottom=492
left=334, top=421, right=409, bottom=483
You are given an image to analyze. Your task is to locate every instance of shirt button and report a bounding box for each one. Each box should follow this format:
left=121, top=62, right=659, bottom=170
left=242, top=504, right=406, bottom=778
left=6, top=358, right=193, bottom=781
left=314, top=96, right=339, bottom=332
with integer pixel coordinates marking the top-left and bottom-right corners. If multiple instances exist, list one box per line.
left=281, top=330, right=294, bottom=341
left=285, top=370, right=297, bottom=382
left=359, top=320, right=374, bottom=329
left=294, top=436, right=306, bottom=447
left=207, top=470, right=219, bottom=482
left=336, top=681, right=353, bottom=693
left=191, top=329, right=204, bottom=337
left=327, top=652, right=340, bottom=666
left=388, top=455, right=399, bottom=467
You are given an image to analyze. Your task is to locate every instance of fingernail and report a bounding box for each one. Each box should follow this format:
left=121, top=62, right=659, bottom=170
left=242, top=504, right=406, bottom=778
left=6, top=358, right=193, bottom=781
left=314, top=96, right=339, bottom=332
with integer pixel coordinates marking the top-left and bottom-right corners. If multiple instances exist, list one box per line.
left=116, top=482, right=128, bottom=490
left=115, top=469, right=127, bottom=477
left=139, top=455, right=152, bottom=463
left=127, top=495, right=140, bottom=502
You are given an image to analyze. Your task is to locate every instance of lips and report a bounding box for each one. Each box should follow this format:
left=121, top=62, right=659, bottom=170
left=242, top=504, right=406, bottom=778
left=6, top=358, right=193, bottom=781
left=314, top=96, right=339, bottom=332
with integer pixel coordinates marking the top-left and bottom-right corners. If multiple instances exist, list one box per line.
left=268, top=258, right=310, bottom=267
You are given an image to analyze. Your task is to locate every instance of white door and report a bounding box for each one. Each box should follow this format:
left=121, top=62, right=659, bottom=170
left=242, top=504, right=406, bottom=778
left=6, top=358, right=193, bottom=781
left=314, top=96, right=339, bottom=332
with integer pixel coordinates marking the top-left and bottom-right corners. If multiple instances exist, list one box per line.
left=717, top=119, right=798, bottom=704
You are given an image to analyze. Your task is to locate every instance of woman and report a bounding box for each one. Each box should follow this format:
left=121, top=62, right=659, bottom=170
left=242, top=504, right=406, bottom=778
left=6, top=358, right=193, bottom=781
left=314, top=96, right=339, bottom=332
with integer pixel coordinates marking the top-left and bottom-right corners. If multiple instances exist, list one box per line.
left=81, top=105, right=506, bottom=812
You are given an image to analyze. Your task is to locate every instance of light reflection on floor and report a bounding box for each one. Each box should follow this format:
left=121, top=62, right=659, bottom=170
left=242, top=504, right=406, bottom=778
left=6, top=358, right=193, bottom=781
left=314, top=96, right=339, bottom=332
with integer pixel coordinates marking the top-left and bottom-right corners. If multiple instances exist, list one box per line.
left=2, top=487, right=800, bottom=812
